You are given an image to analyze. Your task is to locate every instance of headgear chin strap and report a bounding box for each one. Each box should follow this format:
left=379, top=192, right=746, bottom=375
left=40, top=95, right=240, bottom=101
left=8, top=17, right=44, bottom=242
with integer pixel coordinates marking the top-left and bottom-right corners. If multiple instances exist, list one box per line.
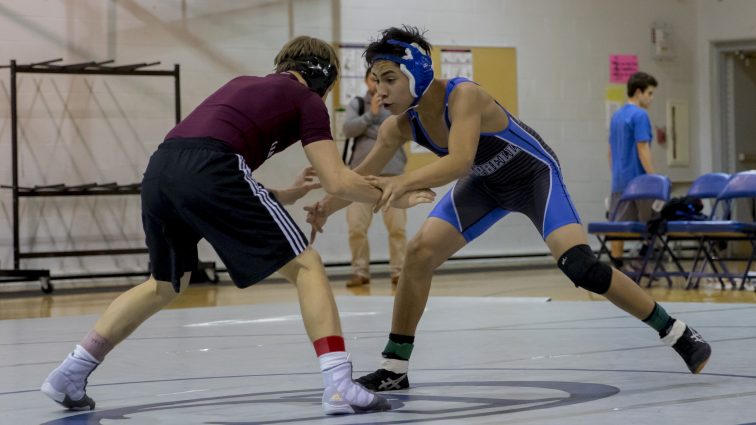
left=373, top=39, right=434, bottom=105
left=294, top=56, right=338, bottom=97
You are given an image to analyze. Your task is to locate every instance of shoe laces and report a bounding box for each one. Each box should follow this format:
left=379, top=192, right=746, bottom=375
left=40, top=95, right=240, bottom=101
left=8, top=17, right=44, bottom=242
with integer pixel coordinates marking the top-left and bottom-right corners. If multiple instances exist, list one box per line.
left=688, top=329, right=705, bottom=344
left=676, top=329, right=704, bottom=356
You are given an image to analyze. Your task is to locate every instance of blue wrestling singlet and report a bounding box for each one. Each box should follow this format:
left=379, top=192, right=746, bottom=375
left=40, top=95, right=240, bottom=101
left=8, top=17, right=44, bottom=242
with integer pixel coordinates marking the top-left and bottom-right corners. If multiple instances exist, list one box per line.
left=407, top=77, right=581, bottom=241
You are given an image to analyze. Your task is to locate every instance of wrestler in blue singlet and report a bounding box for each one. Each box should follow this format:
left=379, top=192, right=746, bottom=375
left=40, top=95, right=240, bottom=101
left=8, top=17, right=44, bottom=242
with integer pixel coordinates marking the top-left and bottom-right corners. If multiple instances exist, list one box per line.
left=408, top=77, right=581, bottom=241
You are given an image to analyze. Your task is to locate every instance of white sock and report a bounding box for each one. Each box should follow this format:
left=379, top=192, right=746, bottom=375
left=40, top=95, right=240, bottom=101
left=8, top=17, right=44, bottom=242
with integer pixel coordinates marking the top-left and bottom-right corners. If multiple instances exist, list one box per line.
left=319, top=351, right=348, bottom=371
left=74, top=345, right=100, bottom=364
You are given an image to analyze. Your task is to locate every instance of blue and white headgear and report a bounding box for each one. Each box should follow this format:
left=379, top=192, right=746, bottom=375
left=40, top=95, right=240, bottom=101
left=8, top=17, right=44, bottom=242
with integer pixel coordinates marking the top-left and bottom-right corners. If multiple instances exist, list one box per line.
left=372, top=39, right=434, bottom=105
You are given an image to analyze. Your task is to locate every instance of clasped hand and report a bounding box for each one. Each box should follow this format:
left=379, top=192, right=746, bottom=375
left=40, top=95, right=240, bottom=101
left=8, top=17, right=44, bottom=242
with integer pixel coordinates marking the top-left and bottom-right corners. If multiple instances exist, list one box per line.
left=304, top=180, right=435, bottom=243
left=365, top=175, right=406, bottom=212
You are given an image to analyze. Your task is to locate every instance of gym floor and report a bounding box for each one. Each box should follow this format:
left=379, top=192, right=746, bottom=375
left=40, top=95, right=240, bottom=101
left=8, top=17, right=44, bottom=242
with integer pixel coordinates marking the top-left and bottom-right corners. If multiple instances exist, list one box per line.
left=1, top=264, right=755, bottom=424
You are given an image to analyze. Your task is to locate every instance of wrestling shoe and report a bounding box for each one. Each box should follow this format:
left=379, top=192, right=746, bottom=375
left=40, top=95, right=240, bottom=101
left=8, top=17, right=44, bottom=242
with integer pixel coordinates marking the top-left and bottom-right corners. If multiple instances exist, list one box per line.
left=662, top=320, right=711, bottom=373
left=356, top=368, right=409, bottom=391
left=41, top=350, right=97, bottom=410
left=321, top=361, right=391, bottom=415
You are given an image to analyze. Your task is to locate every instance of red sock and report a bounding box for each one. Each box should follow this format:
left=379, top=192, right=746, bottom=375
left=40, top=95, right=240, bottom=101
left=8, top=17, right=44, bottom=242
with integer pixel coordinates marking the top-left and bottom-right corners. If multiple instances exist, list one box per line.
left=313, top=335, right=345, bottom=356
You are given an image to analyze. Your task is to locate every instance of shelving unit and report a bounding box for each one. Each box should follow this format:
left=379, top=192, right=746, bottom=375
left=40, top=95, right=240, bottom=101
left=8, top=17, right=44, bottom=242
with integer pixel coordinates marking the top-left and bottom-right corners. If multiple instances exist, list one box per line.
left=0, top=59, right=217, bottom=292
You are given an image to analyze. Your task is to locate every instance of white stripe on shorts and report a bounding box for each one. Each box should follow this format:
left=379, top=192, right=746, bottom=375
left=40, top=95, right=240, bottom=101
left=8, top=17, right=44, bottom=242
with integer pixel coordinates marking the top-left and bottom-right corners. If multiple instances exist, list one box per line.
left=236, top=155, right=307, bottom=254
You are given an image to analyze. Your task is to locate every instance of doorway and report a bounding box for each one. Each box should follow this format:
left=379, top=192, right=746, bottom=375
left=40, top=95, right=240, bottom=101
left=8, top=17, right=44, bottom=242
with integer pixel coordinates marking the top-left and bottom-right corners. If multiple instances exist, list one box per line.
left=713, top=40, right=756, bottom=268
left=714, top=40, right=756, bottom=173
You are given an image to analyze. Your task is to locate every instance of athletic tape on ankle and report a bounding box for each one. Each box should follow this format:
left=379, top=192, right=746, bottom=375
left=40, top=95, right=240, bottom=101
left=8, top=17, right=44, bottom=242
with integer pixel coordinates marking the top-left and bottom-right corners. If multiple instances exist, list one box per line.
left=661, top=320, right=686, bottom=346
left=380, top=358, right=409, bottom=374
left=382, top=340, right=414, bottom=360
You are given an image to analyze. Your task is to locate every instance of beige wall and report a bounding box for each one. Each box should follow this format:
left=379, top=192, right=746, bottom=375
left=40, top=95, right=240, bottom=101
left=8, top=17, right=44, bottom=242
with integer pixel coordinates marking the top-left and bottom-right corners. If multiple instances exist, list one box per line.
left=0, top=0, right=754, bottom=278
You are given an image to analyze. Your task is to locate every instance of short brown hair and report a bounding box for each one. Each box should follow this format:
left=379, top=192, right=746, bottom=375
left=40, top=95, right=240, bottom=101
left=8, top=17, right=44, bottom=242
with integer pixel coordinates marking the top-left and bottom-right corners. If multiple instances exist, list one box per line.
left=274, top=36, right=340, bottom=74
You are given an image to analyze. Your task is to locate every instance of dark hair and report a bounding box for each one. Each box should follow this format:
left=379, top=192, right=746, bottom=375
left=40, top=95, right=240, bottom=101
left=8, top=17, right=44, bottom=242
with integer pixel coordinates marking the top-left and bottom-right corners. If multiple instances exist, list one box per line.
left=627, top=72, right=658, bottom=97
left=364, top=25, right=432, bottom=66
left=364, top=66, right=373, bottom=79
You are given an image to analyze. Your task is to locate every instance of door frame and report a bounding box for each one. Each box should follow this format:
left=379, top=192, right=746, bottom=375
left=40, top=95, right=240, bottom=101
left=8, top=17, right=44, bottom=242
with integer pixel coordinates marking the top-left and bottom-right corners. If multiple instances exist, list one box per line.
left=712, top=39, right=756, bottom=172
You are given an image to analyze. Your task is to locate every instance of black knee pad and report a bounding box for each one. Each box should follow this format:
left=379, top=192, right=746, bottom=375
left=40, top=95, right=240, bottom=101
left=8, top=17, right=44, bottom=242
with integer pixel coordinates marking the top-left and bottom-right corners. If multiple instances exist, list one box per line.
left=557, top=244, right=612, bottom=294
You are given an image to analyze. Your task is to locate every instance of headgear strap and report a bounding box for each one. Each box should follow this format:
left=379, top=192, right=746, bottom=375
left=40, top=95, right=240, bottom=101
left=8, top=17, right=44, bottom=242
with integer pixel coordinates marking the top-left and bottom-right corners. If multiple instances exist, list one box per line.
left=294, top=56, right=338, bottom=97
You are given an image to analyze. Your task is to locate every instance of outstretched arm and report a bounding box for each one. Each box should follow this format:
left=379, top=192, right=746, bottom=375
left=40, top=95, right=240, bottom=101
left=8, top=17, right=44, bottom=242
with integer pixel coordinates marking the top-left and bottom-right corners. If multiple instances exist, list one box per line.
left=305, top=116, right=434, bottom=241
left=303, top=140, right=383, bottom=204
left=313, top=115, right=409, bottom=216
left=305, top=134, right=429, bottom=207
left=368, top=83, right=481, bottom=210
left=268, top=166, right=321, bottom=205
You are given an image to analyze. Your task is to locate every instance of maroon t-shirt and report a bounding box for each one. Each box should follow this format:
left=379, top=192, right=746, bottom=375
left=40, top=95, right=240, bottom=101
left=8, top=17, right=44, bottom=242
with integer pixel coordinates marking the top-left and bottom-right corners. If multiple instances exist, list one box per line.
left=165, top=73, right=333, bottom=170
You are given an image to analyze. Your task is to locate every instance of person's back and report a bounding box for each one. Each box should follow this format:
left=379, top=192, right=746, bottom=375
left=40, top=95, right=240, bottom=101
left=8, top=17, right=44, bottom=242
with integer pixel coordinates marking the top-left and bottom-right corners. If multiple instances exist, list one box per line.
left=167, top=73, right=331, bottom=171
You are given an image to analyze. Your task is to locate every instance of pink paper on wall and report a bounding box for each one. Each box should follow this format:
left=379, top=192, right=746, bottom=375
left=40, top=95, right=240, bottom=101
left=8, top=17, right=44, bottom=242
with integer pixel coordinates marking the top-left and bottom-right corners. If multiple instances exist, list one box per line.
left=609, top=54, right=639, bottom=84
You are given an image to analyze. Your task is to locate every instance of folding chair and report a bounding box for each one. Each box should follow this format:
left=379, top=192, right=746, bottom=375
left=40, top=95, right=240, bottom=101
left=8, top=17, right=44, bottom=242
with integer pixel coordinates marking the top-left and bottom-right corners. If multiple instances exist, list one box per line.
left=588, top=174, right=671, bottom=284
left=647, top=173, right=731, bottom=286
left=665, top=171, right=756, bottom=290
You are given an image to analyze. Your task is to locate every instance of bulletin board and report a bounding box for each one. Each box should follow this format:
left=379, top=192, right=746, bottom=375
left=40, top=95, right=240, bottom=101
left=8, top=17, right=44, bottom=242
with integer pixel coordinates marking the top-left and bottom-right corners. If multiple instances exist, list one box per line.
left=333, top=45, right=517, bottom=172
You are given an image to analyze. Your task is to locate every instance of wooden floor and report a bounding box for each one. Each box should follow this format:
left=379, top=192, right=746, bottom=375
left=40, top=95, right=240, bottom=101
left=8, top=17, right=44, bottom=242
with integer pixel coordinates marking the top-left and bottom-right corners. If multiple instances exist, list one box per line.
left=2, top=264, right=755, bottom=321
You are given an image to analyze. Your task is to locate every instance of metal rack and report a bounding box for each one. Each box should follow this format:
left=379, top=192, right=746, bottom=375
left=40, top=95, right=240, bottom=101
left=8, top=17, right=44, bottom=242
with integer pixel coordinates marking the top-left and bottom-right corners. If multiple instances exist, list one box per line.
left=0, top=59, right=217, bottom=292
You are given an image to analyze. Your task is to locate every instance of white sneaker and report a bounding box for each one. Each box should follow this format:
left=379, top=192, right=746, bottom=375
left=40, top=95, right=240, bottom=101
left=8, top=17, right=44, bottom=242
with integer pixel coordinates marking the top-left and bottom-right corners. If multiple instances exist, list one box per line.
left=321, top=361, right=391, bottom=415
left=40, top=351, right=97, bottom=410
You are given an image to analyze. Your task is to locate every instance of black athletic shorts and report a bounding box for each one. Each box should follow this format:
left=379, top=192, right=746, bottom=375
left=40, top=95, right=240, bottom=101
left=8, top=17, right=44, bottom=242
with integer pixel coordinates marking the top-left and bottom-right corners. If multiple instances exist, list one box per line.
left=141, top=137, right=308, bottom=292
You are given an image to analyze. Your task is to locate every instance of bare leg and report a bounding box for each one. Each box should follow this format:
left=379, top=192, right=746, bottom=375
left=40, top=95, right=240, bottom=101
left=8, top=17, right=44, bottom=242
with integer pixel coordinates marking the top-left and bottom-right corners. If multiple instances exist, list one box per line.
left=94, top=274, right=191, bottom=346
left=352, top=219, right=467, bottom=390
left=278, top=247, right=390, bottom=413
left=278, top=247, right=342, bottom=341
left=41, top=273, right=190, bottom=410
left=391, top=218, right=468, bottom=336
left=545, top=223, right=654, bottom=319
left=382, top=206, right=407, bottom=281
left=545, top=223, right=711, bottom=373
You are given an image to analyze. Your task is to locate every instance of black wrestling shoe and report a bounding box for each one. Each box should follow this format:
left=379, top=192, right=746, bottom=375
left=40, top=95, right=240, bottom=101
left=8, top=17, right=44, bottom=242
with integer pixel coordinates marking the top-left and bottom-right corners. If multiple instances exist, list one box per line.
left=356, top=368, right=409, bottom=391
left=662, top=320, right=711, bottom=374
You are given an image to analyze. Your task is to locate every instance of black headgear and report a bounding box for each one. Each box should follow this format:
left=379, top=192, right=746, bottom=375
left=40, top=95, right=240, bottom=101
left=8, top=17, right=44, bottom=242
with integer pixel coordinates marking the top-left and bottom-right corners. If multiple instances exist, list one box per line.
left=293, top=56, right=338, bottom=97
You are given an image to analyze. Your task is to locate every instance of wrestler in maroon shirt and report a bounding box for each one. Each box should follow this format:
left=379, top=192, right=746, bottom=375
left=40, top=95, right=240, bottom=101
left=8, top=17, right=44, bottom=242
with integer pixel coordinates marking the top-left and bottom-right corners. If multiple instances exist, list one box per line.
left=41, top=36, right=434, bottom=417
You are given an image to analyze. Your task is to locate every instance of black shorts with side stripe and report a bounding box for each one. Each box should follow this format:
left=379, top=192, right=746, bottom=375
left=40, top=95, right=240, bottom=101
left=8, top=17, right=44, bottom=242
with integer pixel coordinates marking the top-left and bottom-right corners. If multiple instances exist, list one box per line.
left=141, top=137, right=307, bottom=292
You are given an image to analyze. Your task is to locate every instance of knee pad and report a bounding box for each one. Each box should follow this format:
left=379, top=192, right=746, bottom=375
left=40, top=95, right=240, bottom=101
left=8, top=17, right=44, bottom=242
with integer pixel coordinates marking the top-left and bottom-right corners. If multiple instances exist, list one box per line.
left=557, top=244, right=612, bottom=294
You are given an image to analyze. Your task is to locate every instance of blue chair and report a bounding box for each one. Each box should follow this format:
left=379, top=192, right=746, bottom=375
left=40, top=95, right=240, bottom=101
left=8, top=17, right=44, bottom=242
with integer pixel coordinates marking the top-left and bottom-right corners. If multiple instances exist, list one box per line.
left=588, top=174, right=671, bottom=284
left=665, top=171, right=756, bottom=289
left=687, top=173, right=732, bottom=199
left=647, top=173, right=731, bottom=286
